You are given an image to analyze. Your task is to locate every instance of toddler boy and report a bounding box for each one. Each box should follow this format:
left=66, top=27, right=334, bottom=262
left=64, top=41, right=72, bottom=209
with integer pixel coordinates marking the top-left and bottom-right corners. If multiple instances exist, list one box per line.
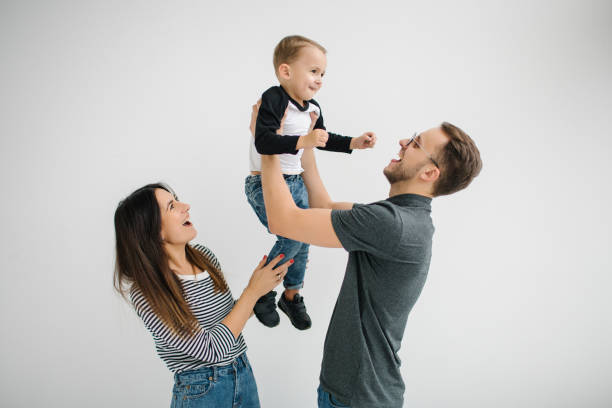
left=246, top=35, right=376, bottom=330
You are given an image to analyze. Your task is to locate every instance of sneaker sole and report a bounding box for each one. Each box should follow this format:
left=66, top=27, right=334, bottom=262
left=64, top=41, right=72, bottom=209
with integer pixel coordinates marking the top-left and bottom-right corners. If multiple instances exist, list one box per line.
left=278, top=300, right=312, bottom=330
left=254, top=311, right=280, bottom=328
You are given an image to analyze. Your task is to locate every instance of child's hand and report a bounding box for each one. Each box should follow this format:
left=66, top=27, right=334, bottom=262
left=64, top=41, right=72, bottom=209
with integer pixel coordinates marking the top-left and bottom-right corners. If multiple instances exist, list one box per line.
left=297, top=129, right=328, bottom=150
left=350, top=132, right=377, bottom=150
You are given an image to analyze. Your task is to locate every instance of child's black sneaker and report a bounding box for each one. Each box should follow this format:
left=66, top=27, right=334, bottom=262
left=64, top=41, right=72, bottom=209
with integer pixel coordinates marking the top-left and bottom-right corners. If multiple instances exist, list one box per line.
left=278, top=293, right=312, bottom=330
left=254, top=290, right=280, bottom=327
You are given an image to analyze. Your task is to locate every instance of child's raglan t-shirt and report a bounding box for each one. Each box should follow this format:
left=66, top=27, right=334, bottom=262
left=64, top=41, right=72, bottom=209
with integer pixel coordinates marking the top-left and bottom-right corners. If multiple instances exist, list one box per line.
left=250, top=85, right=353, bottom=173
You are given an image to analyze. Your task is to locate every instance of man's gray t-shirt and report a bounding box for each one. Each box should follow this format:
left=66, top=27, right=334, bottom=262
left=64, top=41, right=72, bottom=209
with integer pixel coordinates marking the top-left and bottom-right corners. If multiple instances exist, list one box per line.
left=321, top=193, right=434, bottom=408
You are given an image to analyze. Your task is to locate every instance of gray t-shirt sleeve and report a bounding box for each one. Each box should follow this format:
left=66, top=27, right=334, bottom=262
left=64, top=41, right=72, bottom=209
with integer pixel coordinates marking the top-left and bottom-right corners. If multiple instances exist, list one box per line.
left=331, top=202, right=403, bottom=259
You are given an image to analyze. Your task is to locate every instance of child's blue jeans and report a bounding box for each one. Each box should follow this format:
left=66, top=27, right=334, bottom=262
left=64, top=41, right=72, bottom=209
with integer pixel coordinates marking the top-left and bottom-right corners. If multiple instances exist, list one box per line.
left=171, top=353, right=260, bottom=408
left=245, top=174, right=309, bottom=290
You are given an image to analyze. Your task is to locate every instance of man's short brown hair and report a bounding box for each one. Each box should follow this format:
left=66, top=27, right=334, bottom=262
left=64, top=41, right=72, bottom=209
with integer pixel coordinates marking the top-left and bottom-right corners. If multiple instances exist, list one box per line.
left=273, top=35, right=326, bottom=73
left=432, top=122, right=483, bottom=197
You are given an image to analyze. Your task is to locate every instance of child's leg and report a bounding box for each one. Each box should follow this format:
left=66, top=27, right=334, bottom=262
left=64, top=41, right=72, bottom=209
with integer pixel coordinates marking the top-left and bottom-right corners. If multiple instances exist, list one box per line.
left=244, top=174, right=307, bottom=328
left=282, top=173, right=310, bottom=292
left=277, top=238, right=313, bottom=330
left=245, top=175, right=270, bottom=229
left=282, top=241, right=309, bottom=290
left=266, top=235, right=305, bottom=271
left=276, top=175, right=313, bottom=330
left=245, top=174, right=281, bottom=327
left=245, top=175, right=303, bottom=259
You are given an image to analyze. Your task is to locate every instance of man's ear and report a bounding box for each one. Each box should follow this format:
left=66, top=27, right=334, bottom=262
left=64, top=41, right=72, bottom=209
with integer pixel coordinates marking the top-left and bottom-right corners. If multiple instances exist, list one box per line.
left=278, top=63, right=291, bottom=80
left=420, top=166, right=440, bottom=183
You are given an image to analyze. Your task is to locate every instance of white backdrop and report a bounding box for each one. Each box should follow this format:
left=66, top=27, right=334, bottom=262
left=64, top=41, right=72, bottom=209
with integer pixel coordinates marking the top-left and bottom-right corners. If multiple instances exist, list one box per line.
left=1, top=0, right=611, bottom=407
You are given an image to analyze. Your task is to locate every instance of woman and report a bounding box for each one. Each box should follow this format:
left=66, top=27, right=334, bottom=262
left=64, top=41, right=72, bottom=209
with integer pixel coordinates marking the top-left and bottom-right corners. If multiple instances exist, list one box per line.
left=114, top=183, right=290, bottom=407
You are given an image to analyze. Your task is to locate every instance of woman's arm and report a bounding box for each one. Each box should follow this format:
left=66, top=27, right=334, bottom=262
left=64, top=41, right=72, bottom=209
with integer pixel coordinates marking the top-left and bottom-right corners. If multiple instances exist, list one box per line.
left=221, top=255, right=289, bottom=338
left=132, top=255, right=290, bottom=363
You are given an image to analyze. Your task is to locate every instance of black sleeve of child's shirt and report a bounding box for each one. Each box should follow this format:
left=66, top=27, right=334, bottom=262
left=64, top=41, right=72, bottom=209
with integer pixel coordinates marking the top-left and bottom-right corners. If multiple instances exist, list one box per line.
left=310, top=102, right=353, bottom=154
left=254, top=87, right=300, bottom=155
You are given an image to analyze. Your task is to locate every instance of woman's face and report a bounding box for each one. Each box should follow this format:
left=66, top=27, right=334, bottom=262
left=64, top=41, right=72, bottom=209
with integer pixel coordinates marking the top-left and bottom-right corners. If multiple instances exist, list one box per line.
left=155, top=188, right=197, bottom=245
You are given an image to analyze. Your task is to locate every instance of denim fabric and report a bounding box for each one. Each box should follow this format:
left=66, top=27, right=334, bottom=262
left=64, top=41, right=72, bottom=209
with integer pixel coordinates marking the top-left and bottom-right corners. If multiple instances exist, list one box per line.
left=245, top=174, right=310, bottom=290
left=317, top=385, right=351, bottom=408
left=170, top=353, right=260, bottom=408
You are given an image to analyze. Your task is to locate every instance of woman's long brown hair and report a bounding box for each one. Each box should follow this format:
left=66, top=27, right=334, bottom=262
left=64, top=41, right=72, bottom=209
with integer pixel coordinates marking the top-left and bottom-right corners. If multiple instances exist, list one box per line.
left=113, top=183, right=228, bottom=338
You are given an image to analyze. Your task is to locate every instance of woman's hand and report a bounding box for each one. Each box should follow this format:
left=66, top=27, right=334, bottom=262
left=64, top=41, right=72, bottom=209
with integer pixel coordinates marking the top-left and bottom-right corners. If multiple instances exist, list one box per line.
left=246, top=254, right=292, bottom=297
left=222, top=254, right=292, bottom=338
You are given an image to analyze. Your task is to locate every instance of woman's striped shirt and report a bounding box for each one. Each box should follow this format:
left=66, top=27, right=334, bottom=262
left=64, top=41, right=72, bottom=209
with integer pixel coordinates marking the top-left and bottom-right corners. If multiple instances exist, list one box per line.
left=130, top=244, right=247, bottom=373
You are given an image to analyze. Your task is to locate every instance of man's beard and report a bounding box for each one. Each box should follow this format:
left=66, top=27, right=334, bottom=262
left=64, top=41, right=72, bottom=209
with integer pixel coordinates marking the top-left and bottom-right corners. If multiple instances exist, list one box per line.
left=383, top=161, right=426, bottom=184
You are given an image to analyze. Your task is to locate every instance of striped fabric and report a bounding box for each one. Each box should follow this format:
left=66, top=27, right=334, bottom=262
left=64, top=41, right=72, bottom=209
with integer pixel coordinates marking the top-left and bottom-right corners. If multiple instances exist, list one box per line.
left=130, top=244, right=247, bottom=373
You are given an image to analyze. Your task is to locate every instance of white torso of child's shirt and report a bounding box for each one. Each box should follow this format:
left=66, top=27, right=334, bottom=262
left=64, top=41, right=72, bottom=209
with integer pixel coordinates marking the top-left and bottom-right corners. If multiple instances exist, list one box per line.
left=249, top=101, right=321, bottom=174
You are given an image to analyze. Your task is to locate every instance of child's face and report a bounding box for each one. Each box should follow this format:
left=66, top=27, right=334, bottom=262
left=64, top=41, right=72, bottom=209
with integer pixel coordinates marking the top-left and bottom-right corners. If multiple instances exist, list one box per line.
left=282, top=45, right=327, bottom=102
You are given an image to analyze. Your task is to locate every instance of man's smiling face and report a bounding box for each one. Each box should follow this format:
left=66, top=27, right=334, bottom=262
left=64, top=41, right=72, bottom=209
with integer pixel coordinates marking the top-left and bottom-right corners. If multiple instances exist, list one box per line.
left=383, top=127, right=449, bottom=185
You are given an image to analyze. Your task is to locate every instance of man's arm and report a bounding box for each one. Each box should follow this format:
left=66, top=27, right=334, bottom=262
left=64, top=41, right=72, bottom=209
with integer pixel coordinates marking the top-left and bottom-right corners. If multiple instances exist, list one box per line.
left=300, top=148, right=354, bottom=210
left=261, top=154, right=343, bottom=248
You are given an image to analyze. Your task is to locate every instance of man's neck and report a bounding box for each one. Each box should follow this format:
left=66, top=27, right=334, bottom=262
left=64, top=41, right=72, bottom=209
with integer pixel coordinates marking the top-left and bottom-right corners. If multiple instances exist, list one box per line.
left=388, top=182, right=433, bottom=199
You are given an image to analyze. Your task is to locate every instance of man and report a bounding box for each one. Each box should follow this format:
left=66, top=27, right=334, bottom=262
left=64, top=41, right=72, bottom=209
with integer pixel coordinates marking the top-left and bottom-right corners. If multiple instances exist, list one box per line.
left=257, top=107, right=482, bottom=407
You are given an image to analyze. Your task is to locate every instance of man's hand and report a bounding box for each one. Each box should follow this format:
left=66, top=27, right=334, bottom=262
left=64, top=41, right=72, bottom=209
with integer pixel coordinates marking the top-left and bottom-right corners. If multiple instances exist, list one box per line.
left=249, top=100, right=262, bottom=137
left=350, top=132, right=377, bottom=150
left=296, top=128, right=329, bottom=150
left=250, top=99, right=288, bottom=138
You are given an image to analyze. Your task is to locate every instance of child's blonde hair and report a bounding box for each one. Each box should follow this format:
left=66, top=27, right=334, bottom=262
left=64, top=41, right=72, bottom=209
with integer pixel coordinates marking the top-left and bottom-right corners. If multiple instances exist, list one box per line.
left=273, top=35, right=327, bottom=74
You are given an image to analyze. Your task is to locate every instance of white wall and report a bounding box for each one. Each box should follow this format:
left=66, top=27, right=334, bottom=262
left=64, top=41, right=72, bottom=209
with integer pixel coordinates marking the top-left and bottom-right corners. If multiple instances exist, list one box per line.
left=1, top=0, right=611, bottom=406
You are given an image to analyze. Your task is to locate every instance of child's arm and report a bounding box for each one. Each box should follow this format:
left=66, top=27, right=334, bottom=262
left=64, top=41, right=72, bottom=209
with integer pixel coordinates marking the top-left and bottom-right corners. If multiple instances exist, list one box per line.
left=251, top=93, right=328, bottom=154
left=254, top=87, right=301, bottom=155
left=309, top=108, right=352, bottom=153
left=310, top=104, right=377, bottom=152
left=320, top=130, right=376, bottom=152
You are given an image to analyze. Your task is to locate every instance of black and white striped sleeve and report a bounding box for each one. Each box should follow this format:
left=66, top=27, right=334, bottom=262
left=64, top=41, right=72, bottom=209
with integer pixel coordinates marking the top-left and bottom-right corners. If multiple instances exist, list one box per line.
left=131, top=291, right=238, bottom=364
